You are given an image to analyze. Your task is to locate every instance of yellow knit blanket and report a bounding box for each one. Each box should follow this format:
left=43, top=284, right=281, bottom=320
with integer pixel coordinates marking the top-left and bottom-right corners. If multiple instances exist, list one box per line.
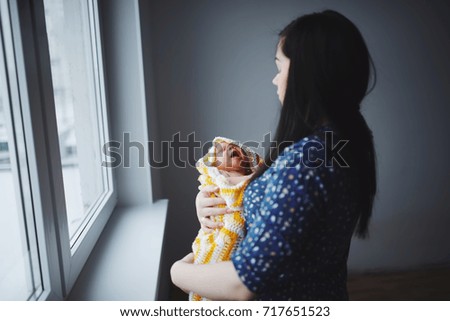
left=189, top=137, right=261, bottom=301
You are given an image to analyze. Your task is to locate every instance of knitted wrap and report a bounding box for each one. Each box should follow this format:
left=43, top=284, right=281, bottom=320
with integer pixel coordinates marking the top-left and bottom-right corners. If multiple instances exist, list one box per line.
left=189, top=137, right=261, bottom=301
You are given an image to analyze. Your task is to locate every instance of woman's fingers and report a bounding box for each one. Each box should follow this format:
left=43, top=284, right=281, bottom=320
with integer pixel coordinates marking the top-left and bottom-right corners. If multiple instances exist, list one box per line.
left=202, top=196, right=227, bottom=207
left=201, top=226, right=214, bottom=233
left=205, top=206, right=232, bottom=216
left=198, top=185, right=226, bottom=205
left=195, top=185, right=233, bottom=234
left=200, top=185, right=219, bottom=194
left=196, top=186, right=231, bottom=219
left=201, top=217, right=223, bottom=230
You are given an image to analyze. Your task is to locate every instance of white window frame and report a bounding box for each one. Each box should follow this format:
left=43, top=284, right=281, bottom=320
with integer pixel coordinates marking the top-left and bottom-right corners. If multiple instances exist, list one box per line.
left=1, top=0, right=117, bottom=299
left=0, top=5, right=43, bottom=300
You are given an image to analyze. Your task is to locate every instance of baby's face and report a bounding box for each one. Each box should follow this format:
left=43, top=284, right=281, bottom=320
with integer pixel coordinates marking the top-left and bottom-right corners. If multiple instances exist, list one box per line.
left=215, top=142, right=246, bottom=173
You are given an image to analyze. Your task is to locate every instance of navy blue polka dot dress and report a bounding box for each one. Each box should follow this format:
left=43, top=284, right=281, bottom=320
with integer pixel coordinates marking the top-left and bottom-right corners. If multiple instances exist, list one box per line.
left=231, top=123, right=361, bottom=300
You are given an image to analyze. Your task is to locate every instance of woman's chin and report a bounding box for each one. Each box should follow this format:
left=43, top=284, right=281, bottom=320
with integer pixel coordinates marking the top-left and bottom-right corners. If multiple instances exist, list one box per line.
left=277, top=94, right=283, bottom=104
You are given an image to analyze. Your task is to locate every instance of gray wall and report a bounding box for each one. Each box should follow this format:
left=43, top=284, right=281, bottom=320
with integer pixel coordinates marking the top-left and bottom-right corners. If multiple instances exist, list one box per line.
left=140, top=0, right=450, bottom=297
left=100, top=0, right=153, bottom=206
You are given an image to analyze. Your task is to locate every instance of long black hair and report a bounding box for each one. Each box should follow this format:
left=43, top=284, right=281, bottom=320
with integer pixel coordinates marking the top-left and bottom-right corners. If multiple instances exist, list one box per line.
left=250, top=10, right=377, bottom=238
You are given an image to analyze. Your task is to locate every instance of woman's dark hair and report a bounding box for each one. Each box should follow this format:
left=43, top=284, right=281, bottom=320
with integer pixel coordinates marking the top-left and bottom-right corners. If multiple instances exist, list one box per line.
left=250, top=9, right=377, bottom=238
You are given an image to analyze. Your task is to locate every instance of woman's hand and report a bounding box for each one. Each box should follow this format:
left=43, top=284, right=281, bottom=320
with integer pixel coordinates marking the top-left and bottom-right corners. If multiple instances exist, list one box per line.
left=195, top=185, right=233, bottom=233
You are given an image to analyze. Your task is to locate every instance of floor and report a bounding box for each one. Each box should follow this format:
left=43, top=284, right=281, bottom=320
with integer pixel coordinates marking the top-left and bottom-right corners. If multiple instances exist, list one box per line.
left=170, top=265, right=450, bottom=300
left=347, top=265, right=450, bottom=300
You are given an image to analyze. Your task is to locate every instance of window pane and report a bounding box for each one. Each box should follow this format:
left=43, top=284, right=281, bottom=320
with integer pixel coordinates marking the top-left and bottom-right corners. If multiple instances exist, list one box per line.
left=0, top=73, right=41, bottom=300
left=44, top=0, right=107, bottom=242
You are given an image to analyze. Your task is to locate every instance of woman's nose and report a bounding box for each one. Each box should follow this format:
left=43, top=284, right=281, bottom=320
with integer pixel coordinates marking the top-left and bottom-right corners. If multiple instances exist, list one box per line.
left=272, top=74, right=277, bottom=86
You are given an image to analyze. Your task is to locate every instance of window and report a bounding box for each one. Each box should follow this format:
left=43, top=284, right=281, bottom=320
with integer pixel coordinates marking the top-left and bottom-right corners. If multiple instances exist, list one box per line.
left=0, top=18, right=42, bottom=300
left=43, top=0, right=111, bottom=244
left=0, top=0, right=117, bottom=299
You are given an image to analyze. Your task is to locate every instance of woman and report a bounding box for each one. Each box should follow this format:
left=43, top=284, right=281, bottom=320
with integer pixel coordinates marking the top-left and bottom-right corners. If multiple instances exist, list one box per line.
left=171, top=9, right=377, bottom=300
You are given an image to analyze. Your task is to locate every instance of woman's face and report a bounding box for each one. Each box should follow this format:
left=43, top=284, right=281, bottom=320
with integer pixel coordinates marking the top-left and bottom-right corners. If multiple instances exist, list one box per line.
left=272, top=41, right=290, bottom=104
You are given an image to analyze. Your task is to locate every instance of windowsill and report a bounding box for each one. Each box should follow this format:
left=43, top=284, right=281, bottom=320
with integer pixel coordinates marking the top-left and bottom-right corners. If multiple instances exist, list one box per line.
left=68, top=200, right=168, bottom=300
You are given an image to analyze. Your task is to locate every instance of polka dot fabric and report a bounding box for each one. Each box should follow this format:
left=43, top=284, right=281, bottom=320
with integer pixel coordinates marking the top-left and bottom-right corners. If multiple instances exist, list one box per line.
left=231, top=124, right=361, bottom=300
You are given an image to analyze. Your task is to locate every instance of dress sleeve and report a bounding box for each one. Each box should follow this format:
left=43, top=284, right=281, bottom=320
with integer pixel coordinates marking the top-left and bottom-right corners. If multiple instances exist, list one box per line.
left=231, top=145, right=329, bottom=294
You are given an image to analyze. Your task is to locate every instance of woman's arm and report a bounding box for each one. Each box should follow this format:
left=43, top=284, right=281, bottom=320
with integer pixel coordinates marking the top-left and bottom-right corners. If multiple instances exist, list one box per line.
left=171, top=253, right=254, bottom=301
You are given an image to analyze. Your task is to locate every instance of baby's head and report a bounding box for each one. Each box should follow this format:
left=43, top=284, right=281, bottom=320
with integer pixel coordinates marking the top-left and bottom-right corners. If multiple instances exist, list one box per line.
left=214, top=141, right=258, bottom=175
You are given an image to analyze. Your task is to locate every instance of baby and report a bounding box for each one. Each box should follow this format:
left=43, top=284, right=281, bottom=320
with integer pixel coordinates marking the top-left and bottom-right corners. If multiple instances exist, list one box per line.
left=190, top=137, right=261, bottom=301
